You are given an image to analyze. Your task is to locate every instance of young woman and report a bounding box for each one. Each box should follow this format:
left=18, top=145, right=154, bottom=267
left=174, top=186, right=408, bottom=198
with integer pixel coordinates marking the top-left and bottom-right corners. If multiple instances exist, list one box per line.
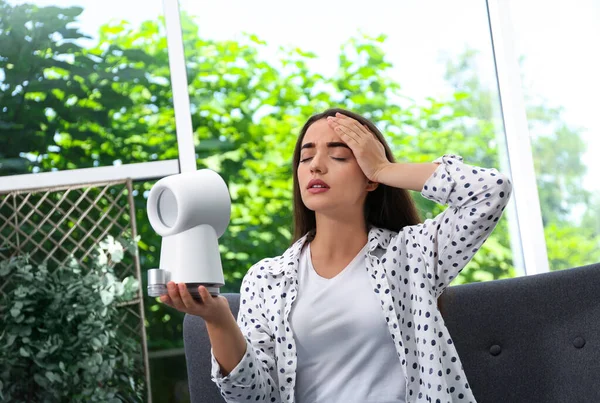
left=160, top=108, right=513, bottom=403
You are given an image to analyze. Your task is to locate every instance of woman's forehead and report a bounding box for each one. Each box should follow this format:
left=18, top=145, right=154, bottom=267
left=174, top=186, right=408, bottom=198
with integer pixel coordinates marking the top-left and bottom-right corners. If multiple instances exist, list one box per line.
left=303, top=120, right=343, bottom=144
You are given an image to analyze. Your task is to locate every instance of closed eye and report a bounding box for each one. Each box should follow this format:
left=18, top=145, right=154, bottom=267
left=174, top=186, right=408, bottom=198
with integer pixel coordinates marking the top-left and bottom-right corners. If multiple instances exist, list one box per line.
left=299, top=157, right=347, bottom=163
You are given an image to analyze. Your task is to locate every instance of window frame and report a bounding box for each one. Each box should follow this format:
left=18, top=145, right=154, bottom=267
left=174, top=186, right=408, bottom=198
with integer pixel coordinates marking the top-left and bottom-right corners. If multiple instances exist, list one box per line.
left=0, top=0, right=550, bottom=275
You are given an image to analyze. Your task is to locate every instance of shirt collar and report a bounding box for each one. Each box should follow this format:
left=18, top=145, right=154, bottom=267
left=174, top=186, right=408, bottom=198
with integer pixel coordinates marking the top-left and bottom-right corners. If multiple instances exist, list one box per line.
left=266, top=225, right=393, bottom=276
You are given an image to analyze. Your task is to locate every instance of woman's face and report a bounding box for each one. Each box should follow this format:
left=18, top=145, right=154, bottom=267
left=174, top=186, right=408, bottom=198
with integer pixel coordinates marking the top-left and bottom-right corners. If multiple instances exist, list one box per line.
left=297, top=119, right=377, bottom=217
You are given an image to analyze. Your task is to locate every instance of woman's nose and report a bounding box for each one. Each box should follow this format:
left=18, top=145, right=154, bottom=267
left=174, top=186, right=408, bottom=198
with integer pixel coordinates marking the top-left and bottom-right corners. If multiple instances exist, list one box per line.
left=309, top=153, right=326, bottom=173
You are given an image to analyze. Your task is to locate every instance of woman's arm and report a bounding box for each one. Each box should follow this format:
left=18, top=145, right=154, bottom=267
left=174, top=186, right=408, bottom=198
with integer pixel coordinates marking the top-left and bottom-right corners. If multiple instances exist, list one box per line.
left=206, top=313, right=247, bottom=376
left=386, top=154, right=513, bottom=297
left=210, top=263, right=281, bottom=402
left=326, top=115, right=511, bottom=294
left=373, top=161, right=440, bottom=191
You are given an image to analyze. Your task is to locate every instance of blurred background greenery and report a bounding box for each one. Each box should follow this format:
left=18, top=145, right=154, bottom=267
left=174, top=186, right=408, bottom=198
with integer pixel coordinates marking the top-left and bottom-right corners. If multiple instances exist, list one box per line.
left=1, top=0, right=598, bottom=401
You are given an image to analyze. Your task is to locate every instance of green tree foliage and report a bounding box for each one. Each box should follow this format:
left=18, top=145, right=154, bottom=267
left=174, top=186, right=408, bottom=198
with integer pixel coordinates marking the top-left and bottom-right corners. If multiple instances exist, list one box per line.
left=1, top=1, right=596, bottom=352
left=0, top=1, right=177, bottom=174
left=444, top=49, right=600, bottom=271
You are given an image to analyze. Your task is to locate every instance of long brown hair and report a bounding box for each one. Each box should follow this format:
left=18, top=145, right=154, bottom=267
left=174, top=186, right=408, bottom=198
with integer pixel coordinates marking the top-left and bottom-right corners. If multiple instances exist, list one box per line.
left=291, top=107, right=422, bottom=243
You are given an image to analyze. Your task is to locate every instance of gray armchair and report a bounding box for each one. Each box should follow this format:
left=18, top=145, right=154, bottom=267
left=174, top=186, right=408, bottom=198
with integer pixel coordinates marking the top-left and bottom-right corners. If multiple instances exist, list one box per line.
left=183, top=262, right=600, bottom=402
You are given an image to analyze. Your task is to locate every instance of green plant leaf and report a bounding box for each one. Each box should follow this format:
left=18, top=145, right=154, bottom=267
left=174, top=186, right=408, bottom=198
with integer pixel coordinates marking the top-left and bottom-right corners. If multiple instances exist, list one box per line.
left=34, top=373, right=47, bottom=387
left=100, top=290, right=114, bottom=306
left=45, top=371, right=62, bottom=383
left=0, top=262, right=11, bottom=276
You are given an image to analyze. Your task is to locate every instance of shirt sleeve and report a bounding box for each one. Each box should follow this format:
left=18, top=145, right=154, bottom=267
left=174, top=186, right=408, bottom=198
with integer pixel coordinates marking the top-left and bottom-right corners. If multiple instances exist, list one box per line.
left=210, top=264, right=280, bottom=402
left=396, top=154, right=513, bottom=298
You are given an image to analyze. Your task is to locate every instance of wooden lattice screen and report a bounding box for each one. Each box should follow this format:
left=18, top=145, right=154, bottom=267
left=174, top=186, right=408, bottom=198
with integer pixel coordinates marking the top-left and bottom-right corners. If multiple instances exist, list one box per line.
left=0, top=179, right=151, bottom=401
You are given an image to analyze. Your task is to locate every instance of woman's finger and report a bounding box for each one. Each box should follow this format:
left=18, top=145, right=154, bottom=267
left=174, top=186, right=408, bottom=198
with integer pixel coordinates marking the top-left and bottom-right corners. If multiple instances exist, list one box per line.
left=198, top=285, right=213, bottom=305
left=329, top=117, right=367, bottom=145
left=336, top=115, right=379, bottom=148
left=335, top=121, right=361, bottom=141
left=159, top=294, right=174, bottom=308
left=178, top=282, right=199, bottom=310
left=167, top=282, right=186, bottom=311
left=328, top=119, right=358, bottom=142
left=333, top=114, right=364, bottom=136
left=335, top=113, right=368, bottom=136
left=334, top=124, right=360, bottom=145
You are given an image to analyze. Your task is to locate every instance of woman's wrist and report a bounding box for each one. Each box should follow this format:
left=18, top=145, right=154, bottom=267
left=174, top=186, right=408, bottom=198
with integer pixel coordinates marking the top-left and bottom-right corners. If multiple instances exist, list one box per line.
left=374, top=162, right=439, bottom=191
left=205, top=309, right=237, bottom=331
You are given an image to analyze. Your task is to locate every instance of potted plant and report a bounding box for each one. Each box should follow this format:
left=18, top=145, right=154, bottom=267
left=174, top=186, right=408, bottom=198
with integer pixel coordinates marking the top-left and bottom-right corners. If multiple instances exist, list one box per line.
left=0, top=235, right=145, bottom=402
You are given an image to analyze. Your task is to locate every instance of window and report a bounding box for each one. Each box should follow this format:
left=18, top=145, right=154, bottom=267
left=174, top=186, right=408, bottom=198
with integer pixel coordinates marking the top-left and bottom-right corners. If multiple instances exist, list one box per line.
left=0, top=0, right=177, bottom=176
left=508, top=0, right=600, bottom=270
left=178, top=0, right=521, bottom=286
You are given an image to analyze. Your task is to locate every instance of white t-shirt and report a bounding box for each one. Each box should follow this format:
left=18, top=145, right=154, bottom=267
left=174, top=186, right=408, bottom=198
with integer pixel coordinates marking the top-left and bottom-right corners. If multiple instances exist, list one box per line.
left=290, top=241, right=406, bottom=403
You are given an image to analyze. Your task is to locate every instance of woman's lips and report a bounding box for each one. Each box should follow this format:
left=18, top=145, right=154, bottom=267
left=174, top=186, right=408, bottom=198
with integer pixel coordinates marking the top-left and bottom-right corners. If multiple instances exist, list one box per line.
left=307, top=187, right=330, bottom=194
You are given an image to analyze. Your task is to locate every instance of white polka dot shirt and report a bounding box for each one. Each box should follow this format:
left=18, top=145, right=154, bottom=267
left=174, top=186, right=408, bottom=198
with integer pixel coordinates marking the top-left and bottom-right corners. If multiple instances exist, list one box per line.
left=211, top=154, right=513, bottom=403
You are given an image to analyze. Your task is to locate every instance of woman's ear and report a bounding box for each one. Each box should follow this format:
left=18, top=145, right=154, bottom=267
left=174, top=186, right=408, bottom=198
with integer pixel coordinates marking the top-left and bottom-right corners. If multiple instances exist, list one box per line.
left=366, top=180, right=379, bottom=192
